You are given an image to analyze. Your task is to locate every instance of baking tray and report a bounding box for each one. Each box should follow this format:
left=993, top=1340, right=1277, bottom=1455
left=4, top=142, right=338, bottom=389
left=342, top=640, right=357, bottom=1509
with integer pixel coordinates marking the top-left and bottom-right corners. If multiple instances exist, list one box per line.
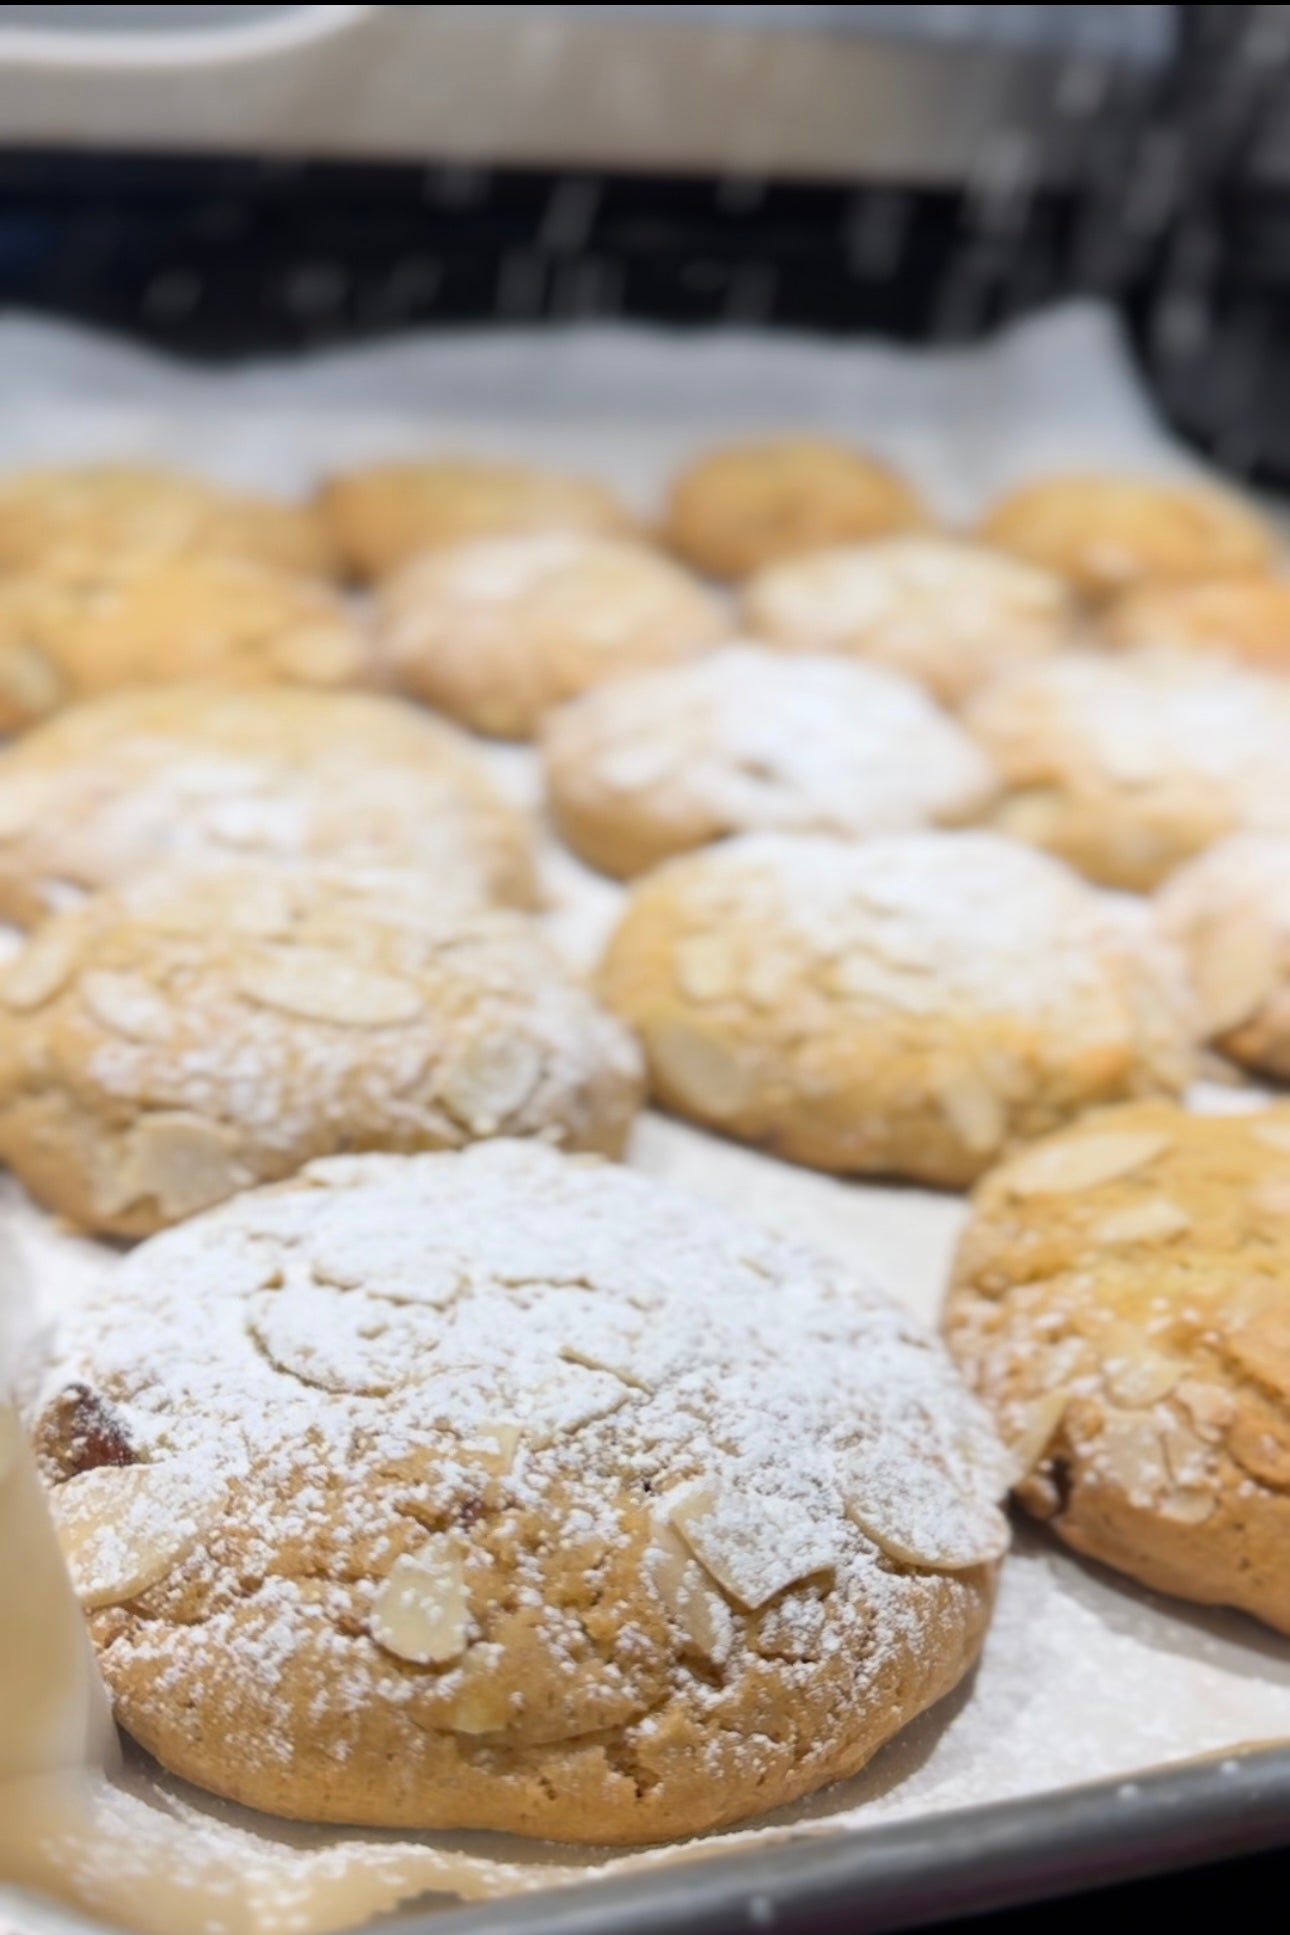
left=3, top=302, right=1290, bottom=1935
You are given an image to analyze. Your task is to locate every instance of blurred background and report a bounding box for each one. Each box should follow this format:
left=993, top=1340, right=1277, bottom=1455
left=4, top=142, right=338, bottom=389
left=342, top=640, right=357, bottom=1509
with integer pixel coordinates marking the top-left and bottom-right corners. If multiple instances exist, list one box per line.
left=0, top=7, right=1284, bottom=465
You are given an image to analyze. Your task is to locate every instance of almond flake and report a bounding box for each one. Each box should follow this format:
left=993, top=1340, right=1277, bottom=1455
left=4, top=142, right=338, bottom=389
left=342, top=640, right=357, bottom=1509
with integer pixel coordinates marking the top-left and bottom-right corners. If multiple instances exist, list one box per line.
left=370, top=1535, right=470, bottom=1665
left=1251, top=1118, right=1290, bottom=1155
left=1093, top=1199, right=1191, bottom=1246
left=50, top=1462, right=221, bottom=1610
left=91, top=1111, right=251, bottom=1221
left=648, top=1021, right=758, bottom=1118
left=1196, top=920, right=1281, bottom=1036
left=237, top=946, right=423, bottom=1027
left=675, top=935, right=739, bottom=1003
left=524, top=1361, right=630, bottom=1447
left=0, top=928, right=76, bottom=1010
left=1175, top=1378, right=1237, bottom=1441
left=937, top=1069, right=1005, bottom=1154
left=461, top=1421, right=522, bottom=1476
left=842, top=1446, right=1009, bottom=1571
left=1225, top=1307, right=1290, bottom=1402
left=1004, top=1389, right=1070, bottom=1487
left=671, top=1482, right=841, bottom=1610
left=1006, top=1129, right=1170, bottom=1197
left=438, top=1033, right=542, bottom=1134
left=79, top=969, right=173, bottom=1042
left=647, top=1518, right=733, bottom=1663
left=1158, top=1488, right=1216, bottom=1525
left=1094, top=1409, right=1168, bottom=1506
left=1104, top=1346, right=1182, bottom=1408
left=248, top=1284, right=425, bottom=1396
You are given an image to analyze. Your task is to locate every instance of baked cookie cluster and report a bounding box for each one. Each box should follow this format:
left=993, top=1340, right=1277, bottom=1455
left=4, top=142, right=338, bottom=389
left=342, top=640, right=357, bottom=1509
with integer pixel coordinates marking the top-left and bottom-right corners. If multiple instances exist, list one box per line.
left=8, top=438, right=1290, bottom=1856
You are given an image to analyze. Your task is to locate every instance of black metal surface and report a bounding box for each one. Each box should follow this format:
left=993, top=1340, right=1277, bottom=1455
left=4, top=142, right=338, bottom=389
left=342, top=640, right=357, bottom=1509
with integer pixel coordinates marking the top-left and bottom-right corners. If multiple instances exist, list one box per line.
left=374, top=1747, right=1290, bottom=1935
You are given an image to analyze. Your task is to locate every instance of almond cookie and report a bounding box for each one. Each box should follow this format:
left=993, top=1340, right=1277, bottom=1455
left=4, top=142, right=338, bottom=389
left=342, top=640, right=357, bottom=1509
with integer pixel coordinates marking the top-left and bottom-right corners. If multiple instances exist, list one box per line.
left=979, top=472, right=1276, bottom=603
left=542, top=646, right=999, bottom=879
left=0, top=555, right=375, bottom=731
left=599, top=831, right=1192, bottom=1188
left=664, top=437, right=927, bottom=581
left=0, top=463, right=335, bottom=581
left=0, top=685, right=536, bottom=927
left=1101, top=574, right=1290, bottom=673
left=34, top=1138, right=1007, bottom=1839
left=743, top=536, right=1076, bottom=708
left=375, top=533, right=728, bottom=739
left=945, top=1100, right=1290, bottom=1634
left=317, top=459, right=633, bottom=582
left=967, top=650, right=1290, bottom=891
left=1157, top=832, right=1290, bottom=1078
left=0, top=865, right=641, bottom=1236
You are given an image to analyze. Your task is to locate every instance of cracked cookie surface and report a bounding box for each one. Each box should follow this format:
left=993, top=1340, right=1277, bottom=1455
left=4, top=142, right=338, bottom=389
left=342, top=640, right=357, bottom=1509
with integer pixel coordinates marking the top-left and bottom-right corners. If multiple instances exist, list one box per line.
left=0, top=684, right=537, bottom=925
left=0, top=863, right=641, bottom=1236
left=945, top=1100, right=1290, bottom=1633
left=599, top=830, right=1193, bottom=1187
left=33, top=1139, right=1006, bottom=1840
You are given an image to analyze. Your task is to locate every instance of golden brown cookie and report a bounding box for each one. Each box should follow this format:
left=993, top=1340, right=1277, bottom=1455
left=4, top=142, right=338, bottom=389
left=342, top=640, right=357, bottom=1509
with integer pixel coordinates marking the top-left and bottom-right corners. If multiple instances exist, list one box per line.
left=979, top=472, right=1276, bottom=603
left=1157, top=831, right=1290, bottom=1078
left=0, top=865, right=642, bottom=1236
left=0, top=685, right=536, bottom=927
left=599, top=831, right=1192, bottom=1188
left=944, top=1100, right=1290, bottom=1635
left=0, top=463, right=335, bottom=581
left=317, top=459, right=634, bottom=582
left=0, top=555, right=375, bottom=731
left=967, top=649, right=1290, bottom=891
left=35, top=1139, right=1007, bottom=1839
left=742, top=536, right=1076, bottom=708
left=664, top=437, right=927, bottom=581
left=543, top=646, right=999, bottom=879
left=1101, top=574, right=1290, bottom=673
left=375, top=533, right=727, bottom=738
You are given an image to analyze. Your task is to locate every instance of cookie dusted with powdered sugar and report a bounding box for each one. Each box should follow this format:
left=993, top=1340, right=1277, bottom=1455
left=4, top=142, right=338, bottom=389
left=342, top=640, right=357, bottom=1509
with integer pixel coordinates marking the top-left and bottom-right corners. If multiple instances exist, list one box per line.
left=743, top=537, right=1075, bottom=708
left=1100, top=575, right=1290, bottom=674
left=0, top=863, right=641, bottom=1236
left=542, top=646, right=999, bottom=879
left=979, top=472, right=1277, bottom=603
left=318, top=459, right=634, bottom=583
left=664, top=437, right=927, bottom=581
left=1158, top=832, right=1290, bottom=1078
left=600, top=831, right=1193, bottom=1188
left=0, top=686, right=537, bottom=926
left=34, top=1140, right=1007, bottom=1839
left=945, top=1100, right=1290, bottom=1634
left=375, top=533, right=728, bottom=739
left=968, top=650, right=1290, bottom=891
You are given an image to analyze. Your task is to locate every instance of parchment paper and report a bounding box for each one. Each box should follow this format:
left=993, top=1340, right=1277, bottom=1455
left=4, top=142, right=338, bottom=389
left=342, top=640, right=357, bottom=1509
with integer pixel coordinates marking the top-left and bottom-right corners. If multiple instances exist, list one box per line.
left=3, top=302, right=1290, bottom=1935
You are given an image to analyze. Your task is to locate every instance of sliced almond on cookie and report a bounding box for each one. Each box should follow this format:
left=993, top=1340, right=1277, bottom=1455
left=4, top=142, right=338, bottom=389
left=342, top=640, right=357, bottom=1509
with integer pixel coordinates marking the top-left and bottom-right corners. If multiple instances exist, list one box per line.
left=50, top=1462, right=222, bottom=1609
left=1195, top=919, right=1280, bottom=1036
left=79, top=969, right=174, bottom=1042
left=370, top=1535, right=471, bottom=1665
left=237, top=946, right=423, bottom=1027
left=1005, top=1129, right=1170, bottom=1197
left=0, top=927, right=77, bottom=1010
left=1092, top=1199, right=1190, bottom=1246
left=842, top=1447, right=1009, bottom=1571
left=670, top=1482, right=841, bottom=1609
left=438, top=1033, right=542, bottom=1135
left=647, top=1517, right=733, bottom=1664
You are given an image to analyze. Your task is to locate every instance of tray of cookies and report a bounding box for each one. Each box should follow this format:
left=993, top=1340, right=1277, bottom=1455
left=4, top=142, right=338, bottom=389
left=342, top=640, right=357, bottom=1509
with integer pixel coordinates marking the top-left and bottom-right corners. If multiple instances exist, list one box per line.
left=4, top=300, right=1290, bottom=1935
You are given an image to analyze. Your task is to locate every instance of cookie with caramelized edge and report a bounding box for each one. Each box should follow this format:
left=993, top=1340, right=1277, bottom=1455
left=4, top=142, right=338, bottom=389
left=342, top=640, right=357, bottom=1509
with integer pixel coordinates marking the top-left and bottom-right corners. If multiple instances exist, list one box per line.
left=945, top=1100, right=1290, bottom=1634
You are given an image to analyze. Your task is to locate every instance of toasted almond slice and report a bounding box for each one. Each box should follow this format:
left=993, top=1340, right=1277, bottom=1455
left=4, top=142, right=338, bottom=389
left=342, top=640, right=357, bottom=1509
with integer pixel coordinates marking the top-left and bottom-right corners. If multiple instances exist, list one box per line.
left=1158, top=1488, right=1216, bottom=1525
left=670, top=1482, right=842, bottom=1610
left=50, top=1462, right=221, bottom=1609
left=1093, top=1199, right=1190, bottom=1246
left=1006, top=1129, right=1170, bottom=1197
left=0, top=927, right=77, bottom=1010
left=1251, top=1118, right=1290, bottom=1155
left=91, top=1111, right=250, bottom=1222
left=438, top=1033, right=542, bottom=1135
left=674, top=935, right=739, bottom=1004
left=80, top=969, right=173, bottom=1042
left=1196, top=919, right=1281, bottom=1036
left=1175, top=1378, right=1237, bottom=1441
left=648, top=1021, right=758, bottom=1118
left=842, top=1447, right=1009, bottom=1571
left=937, top=1068, right=1005, bottom=1155
left=370, top=1534, right=470, bottom=1666
left=461, top=1421, right=522, bottom=1476
left=646, top=1518, right=733, bottom=1664
left=1004, top=1388, right=1070, bottom=1487
left=248, top=1284, right=424, bottom=1396
left=1094, top=1409, right=1168, bottom=1506
left=525, top=1362, right=630, bottom=1448
left=237, top=945, right=423, bottom=1027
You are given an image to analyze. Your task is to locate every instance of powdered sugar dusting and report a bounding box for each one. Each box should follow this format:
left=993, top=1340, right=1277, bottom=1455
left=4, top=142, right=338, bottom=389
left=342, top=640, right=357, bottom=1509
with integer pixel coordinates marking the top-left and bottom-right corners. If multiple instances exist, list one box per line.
left=38, top=1140, right=1007, bottom=1822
